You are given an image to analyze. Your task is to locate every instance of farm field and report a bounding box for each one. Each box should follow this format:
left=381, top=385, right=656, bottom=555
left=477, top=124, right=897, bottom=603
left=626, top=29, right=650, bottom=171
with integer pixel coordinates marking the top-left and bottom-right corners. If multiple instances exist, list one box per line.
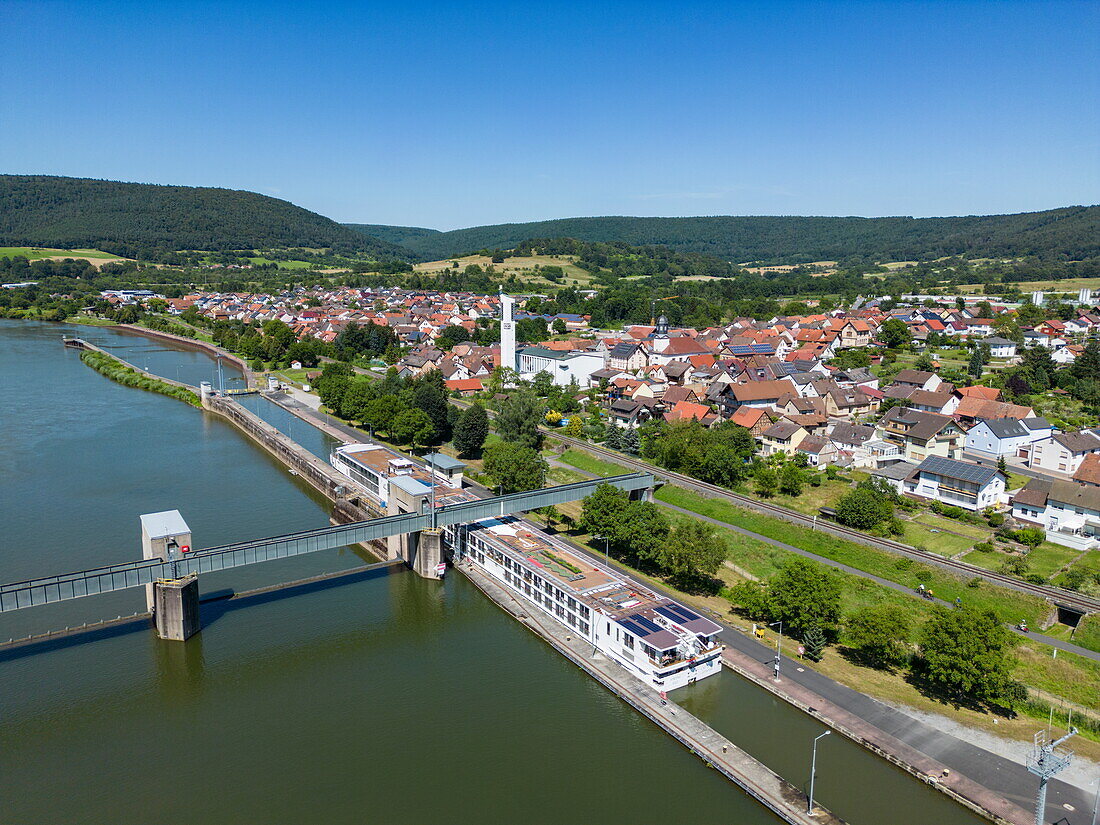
left=413, top=253, right=594, bottom=287
left=0, top=246, right=126, bottom=264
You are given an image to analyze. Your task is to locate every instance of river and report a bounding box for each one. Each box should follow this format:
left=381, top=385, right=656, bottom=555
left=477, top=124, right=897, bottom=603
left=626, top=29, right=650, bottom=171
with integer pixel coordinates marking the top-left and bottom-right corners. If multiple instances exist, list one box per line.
left=0, top=320, right=986, bottom=825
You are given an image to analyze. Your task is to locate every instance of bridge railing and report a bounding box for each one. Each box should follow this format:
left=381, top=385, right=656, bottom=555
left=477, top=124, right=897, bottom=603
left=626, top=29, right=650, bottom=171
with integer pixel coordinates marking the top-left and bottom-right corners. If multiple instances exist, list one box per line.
left=0, top=473, right=653, bottom=612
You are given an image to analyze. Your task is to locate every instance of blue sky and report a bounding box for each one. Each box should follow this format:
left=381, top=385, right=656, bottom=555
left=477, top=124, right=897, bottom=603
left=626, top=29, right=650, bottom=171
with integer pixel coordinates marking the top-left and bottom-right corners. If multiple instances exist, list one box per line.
left=1, top=1, right=1097, bottom=229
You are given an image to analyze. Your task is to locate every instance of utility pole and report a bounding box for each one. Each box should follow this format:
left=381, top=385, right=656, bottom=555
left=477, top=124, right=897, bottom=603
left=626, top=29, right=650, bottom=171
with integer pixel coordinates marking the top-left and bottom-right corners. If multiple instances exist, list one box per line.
left=1027, top=727, right=1077, bottom=825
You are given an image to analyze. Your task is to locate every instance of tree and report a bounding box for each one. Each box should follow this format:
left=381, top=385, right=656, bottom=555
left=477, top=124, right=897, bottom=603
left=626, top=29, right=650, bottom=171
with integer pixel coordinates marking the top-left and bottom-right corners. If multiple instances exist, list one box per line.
left=531, top=370, right=555, bottom=396
left=579, top=483, right=669, bottom=561
left=391, top=408, right=434, bottom=448
left=766, top=557, right=842, bottom=640
left=413, top=378, right=451, bottom=442
left=497, top=392, right=544, bottom=450
left=846, top=604, right=912, bottom=668
left=483, top=442, right=548, bottom=494
left=778, top=463, right=803, bottom=496
left=802, top=626, right=827, bottom=662
left=835, top=486, right=895, bottom=531
left=879, top=318, right=912, bottom=349
left=564, top=414, right=583, bottom=438
left=604, top=422, right=622, bottom=450
left=1014, top=526, right=1045, bottom=548
left=916, top=606, right=1016, bottom=706
left=453, top=403, right=489, bottom=457
left=620, top=428, right=640, bottom=454
left=552, top=318, right=567, bottom=335
left=754, top=465, right=778, bottom=497
left=658, top=520, right=729, bottom=589
left=968, top=347, right=984, bottom=379
left=996, top=455, right=1007, bottom=476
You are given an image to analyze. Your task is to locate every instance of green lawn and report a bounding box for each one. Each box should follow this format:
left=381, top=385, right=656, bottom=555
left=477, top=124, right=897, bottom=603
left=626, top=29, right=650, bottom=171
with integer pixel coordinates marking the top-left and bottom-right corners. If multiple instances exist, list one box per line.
left=766, top=478, right=853, bottom=516
left=900, top=521, right=976, bottom=556
left=911, top=513, right=990, bottom=540
left=559, top=449, right=632, bottom=477
left=1026, top=542, right=1082, bottom=578
left=547, top=467, right=590, bottom=486
left=67, top=315, right=119, bottom=327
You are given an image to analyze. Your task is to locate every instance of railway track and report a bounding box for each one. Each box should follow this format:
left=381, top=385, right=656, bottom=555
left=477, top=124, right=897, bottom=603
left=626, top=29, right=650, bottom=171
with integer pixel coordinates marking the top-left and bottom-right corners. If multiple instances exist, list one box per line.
left=541, top=429, right=1100, bottom=615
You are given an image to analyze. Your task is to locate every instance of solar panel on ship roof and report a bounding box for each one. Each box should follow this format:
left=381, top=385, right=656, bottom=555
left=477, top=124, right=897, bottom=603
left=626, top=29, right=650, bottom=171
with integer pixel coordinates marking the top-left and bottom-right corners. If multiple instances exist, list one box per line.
left=630, top=614, right=662, bottom=634
left=617, top=619, right=650, bottom=637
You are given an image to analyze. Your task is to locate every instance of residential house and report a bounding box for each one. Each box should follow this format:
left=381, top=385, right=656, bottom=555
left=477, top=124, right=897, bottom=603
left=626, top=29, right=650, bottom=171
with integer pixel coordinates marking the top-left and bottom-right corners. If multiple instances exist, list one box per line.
left=984, top=336, right=1018, bottom=358
left=953, top=396, right=1035, bottom=426
left=878, top=407, right=963, bottom=462
left=796, top=435, right=838, bottom=467
left=1012, top=479, right=1100, bottom=550
left=607, top=342, right=648, bottom=373
left=891, top=369, right=943, bottom=392
left=965, top=417, right=1053, bottom=458
left=760, top=421, right=809, bottom=456
left=903, top=456, right=1005, bottom=511
left=1028, top=430, right=1100, bottom=474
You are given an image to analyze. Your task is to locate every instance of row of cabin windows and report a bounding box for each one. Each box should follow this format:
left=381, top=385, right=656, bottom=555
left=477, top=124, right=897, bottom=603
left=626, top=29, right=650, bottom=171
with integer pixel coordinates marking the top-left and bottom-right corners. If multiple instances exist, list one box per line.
left=502, top=570, right=589, bottom=635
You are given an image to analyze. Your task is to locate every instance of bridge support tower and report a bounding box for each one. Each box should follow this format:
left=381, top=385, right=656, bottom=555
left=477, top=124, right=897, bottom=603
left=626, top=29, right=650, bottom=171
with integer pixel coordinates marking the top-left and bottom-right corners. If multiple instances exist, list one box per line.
left=140, top=510, right=202, bottom=641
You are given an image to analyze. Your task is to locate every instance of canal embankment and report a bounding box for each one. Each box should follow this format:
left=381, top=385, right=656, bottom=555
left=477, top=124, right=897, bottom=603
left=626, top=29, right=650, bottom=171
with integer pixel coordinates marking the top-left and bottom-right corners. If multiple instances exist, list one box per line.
left=457, top=557, right=846, bottom=825
left=67, top=338, right=202, bottom=406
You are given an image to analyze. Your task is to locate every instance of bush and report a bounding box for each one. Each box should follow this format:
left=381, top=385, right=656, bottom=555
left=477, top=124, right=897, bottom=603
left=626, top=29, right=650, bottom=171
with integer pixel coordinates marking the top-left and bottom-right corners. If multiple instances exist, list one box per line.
left=1025, top=573, right=1048, bottom=585
left=987, top=513, right=1005, bottom=527
left=915, top=569, right=933, bottom=583
left=967, top=577, right=983, bottom=588
left=974, top=542, right=994, bottom=553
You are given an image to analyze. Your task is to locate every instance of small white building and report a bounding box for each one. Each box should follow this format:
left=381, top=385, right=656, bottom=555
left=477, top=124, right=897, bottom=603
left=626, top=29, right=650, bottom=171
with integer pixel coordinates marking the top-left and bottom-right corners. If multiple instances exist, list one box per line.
left=904, top=456, right=1005, bottom=511
left=1028, top=430, right=1100, bottom=474
left=965, top=417, right=1052, bottom=458
left=983, top=336, right=1017, bottom=358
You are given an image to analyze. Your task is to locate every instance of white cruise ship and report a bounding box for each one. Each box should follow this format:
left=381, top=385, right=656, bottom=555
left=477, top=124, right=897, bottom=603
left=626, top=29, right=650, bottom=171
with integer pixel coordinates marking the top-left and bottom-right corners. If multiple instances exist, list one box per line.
left=330, top=442, right=724, bottom=690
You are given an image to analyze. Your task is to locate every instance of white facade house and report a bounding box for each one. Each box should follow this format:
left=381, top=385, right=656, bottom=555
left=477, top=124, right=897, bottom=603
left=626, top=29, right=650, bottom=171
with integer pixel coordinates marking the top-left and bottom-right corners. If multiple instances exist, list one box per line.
left=1028, top=430, right=1100, bottom=474
left=983, top=336, right=1018, bottom=358
left=904, top=456, right=1005, bottom=511
left=965, top=417, right=1052, bottom=458
left=518, top=346, right=603, bottom=386
left=1013, top=479, right=1100, bottom=550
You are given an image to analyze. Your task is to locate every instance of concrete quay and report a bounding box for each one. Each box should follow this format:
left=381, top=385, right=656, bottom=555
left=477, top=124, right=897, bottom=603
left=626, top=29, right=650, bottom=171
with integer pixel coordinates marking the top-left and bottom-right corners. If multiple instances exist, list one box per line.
left=458, top=559, right=846, bottom=825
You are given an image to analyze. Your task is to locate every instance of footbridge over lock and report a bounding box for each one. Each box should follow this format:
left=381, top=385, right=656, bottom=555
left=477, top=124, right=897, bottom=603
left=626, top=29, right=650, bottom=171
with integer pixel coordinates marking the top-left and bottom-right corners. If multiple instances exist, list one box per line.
left=0, top=473, right=654, bottom=641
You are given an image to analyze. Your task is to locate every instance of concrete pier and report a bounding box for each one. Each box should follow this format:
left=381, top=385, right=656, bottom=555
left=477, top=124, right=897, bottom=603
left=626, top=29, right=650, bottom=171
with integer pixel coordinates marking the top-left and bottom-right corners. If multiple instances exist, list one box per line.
left=140, top=510, right=192, bottom=613
left=153, top=575, right=201, bottom=641
left=411, top=527, right=444, bottom=579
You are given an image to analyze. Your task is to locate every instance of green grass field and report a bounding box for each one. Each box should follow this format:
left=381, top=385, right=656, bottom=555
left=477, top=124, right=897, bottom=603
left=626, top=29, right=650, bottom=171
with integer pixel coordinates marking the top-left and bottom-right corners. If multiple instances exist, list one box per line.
left=900, top=521, right=976, bottom=556
left=247, top=256, right=315, bottom=270
left=0, top=246, right=122, bottom=261
left=559, top=449, right=632, bottom=477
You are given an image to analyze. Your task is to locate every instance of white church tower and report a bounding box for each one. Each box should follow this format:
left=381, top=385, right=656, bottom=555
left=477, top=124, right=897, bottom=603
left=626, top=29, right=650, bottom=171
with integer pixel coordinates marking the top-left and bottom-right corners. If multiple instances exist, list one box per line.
left=500, top=290, right=517, bottom=373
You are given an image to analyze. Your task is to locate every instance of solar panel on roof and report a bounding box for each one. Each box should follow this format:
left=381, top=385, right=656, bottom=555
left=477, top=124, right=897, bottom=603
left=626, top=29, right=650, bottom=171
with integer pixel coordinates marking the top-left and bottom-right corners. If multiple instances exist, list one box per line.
left=630, top=614, right=662, bottom=634
left=617, top=619, right=650, bottom=637
left=657, top=604, right=703, bottom=624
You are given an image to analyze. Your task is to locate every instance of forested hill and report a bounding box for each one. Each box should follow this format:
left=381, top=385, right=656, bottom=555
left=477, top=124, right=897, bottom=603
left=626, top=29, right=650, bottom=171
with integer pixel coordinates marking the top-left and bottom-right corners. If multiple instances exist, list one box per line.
left=0, top=175, right=410, bottom=259
left=347, top=207, right=1100, bottom=264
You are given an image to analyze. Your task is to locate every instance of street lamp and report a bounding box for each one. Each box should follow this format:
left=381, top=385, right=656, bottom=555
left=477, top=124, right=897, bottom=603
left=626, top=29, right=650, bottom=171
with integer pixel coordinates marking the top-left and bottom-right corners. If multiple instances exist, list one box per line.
left=808, top=730, right=831, bottom=815
left=769, top=621, right=783, bottom=682
left=594, top=535, right=610, bottom=568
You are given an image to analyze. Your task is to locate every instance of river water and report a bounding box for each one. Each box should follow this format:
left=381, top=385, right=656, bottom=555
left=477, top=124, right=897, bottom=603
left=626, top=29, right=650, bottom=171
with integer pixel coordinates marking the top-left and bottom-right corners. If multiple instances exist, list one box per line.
left=0, top=321, right=985, bottom=825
